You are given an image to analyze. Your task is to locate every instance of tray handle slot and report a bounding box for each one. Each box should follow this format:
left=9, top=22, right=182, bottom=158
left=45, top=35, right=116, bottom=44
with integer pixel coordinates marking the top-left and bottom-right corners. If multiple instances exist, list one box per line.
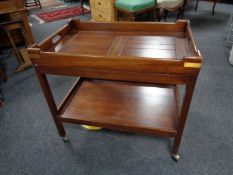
left=52, top=34, right=61, bottom=44
left=38, top=22, right=73, bottom=51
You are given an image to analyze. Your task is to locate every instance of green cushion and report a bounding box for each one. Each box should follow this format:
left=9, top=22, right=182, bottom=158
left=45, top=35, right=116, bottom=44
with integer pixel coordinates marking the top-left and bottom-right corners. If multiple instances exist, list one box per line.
left=115, top=0, right=155, bottom=12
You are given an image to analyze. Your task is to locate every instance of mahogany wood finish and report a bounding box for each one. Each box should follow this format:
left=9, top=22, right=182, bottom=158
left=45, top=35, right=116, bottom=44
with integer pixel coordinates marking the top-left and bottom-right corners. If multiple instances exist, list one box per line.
left=61, top=79, right=178, bottom=136
left=28, top=20, right=202, bottom=159
left=34, top=67, right=66, bottom=137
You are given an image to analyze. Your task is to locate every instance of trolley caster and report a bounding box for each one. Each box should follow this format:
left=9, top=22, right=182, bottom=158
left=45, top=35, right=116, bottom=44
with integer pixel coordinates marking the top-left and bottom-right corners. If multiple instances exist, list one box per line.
left=171, top=154, right=180, bottom=162
left=62, top=136, right=69, bottom=142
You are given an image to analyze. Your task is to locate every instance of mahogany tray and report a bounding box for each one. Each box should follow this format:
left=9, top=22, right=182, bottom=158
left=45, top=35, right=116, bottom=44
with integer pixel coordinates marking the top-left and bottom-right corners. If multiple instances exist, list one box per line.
left=28, top=19, right=202, bottom=161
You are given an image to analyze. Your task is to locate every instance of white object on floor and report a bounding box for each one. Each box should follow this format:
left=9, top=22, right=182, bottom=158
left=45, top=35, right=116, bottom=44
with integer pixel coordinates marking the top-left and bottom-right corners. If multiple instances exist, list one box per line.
left=225, top=11, right=233, bottom=45
left=30, top=15, right=45, bottom=24
left=229, top=45, right=233, bottom=65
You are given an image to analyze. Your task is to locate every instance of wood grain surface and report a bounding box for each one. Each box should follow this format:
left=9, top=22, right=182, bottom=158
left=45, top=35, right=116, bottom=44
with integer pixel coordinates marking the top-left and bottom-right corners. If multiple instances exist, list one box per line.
left=60, top=79, right=178, bottom=136
left=28, top=20, right=202, bottom=157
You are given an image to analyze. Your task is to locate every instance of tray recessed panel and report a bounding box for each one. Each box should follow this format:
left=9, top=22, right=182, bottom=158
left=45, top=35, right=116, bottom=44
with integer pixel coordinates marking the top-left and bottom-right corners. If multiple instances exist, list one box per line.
left=46, top=30, right=193, bottom=60
left=51, top=31, right=117, bottom=55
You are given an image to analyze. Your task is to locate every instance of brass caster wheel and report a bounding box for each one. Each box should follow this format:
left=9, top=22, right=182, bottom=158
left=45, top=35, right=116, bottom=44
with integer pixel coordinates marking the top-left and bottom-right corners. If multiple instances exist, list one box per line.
left=62, top=136, right=69, bottom=142
left=171, top=154, right=180, bottom=162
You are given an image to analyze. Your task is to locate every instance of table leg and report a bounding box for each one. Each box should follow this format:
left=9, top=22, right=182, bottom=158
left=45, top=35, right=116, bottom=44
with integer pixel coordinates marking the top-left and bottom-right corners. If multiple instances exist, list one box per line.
left=35, top=67, right=67, bottom=139
left=80, top=0, right=84, bottom=15
left=195, top=0, right=218, bottom=15
left=180, top=0, right=187, bottom=18
left=212, top=0, right=218, bottom=15
left=172, top=79, right=197, bottom=161
left=3, top=27, right=24, bottom=64
left=195, top=0, right=200, bottom=12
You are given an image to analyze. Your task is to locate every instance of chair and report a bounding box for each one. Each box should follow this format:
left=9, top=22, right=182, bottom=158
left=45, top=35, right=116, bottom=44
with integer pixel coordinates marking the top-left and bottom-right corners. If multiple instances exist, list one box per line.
left=23, top=0, right=42, bottom=9
left=156, top=0, right=186, bottom=21
left=1, top=20, right=32, bottom=72
left=195, top=0, right=219, bottom=15
left=115, top=0, right=156, bottom=21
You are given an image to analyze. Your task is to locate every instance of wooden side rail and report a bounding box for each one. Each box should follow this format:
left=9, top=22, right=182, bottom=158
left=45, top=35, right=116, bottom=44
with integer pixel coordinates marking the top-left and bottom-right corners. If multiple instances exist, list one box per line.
left=57, top=78, right=84, bottom=114
left=38, top=20, right=75, bottom=51
left=75, top=20, right=188, bottom=33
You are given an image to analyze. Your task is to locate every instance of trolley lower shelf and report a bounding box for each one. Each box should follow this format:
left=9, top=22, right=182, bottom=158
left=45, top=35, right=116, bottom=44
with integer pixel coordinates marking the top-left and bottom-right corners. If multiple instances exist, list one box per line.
left=59, top=79, right=179, bottom=137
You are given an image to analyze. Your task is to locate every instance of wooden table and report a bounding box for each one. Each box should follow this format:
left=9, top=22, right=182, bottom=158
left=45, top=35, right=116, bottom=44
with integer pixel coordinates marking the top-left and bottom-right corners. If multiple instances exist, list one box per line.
left=28, top=19, right=202, bottom=161
left=0, top=0, right=35, bottom=72
left=0, top=0, right=35, bottom=46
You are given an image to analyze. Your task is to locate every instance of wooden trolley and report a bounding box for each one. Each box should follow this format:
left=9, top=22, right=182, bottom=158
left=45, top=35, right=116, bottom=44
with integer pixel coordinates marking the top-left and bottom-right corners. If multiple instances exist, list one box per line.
left=28, top=19, right=202, bottom=161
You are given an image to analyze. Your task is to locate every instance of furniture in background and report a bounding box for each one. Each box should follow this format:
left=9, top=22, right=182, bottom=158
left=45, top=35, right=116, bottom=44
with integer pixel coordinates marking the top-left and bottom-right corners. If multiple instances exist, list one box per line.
left=28, top=19, right=202, bottom=161
left=0, top=91, right=3, bottom=107
left=0, top=0, right=35, bottom=72
left=225, top=11, right=233, bottom=65
left=23, top=0, right=42, bottom=9
left=80, top=0, right=84, bottom=15
left=225, top=11, right=233, bottom=46
left=0, top=66, right=6, bottom=107
left=115, top=0, right=155, bottom=21
left=1, top=20, right=32, bottom=72
left=229, top=45, right=233, bottom=65
left=0, top=0, right=35, bottom=47
left=195, top=0, right=219, bottom=15
left=156, top=0, right=186, bottom=21
left=0, top=67, right=6, bottom=82
left=90, top=0, right=116, bottom=21
left=67, top=0, right=86, bottom=15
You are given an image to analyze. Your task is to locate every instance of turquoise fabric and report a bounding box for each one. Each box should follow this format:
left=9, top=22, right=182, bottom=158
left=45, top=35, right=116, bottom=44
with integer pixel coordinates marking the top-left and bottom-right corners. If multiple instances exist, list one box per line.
left=115, top=0, right=155, bottom=12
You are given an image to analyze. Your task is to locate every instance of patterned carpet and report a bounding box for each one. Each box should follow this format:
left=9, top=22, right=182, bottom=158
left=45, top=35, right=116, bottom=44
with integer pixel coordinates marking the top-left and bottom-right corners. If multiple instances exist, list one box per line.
left=33, top=6, right=90, bottom=23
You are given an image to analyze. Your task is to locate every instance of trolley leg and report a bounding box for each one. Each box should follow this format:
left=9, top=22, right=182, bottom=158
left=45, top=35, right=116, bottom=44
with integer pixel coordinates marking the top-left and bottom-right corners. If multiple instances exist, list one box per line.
left=35, top=67, right=66, bottom=139
left=171, top=80, right=196, bottom=161
left=62, top=136, right=69, bottom=142
left=171, top=154, right=180, bottom=161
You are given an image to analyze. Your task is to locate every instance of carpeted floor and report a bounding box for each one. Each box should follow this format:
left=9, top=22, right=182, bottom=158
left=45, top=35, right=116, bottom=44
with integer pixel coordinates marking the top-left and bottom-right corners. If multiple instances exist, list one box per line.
left=40, top=0, right=64, bottom=8
left=0, top=1, right=233, bottom=175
